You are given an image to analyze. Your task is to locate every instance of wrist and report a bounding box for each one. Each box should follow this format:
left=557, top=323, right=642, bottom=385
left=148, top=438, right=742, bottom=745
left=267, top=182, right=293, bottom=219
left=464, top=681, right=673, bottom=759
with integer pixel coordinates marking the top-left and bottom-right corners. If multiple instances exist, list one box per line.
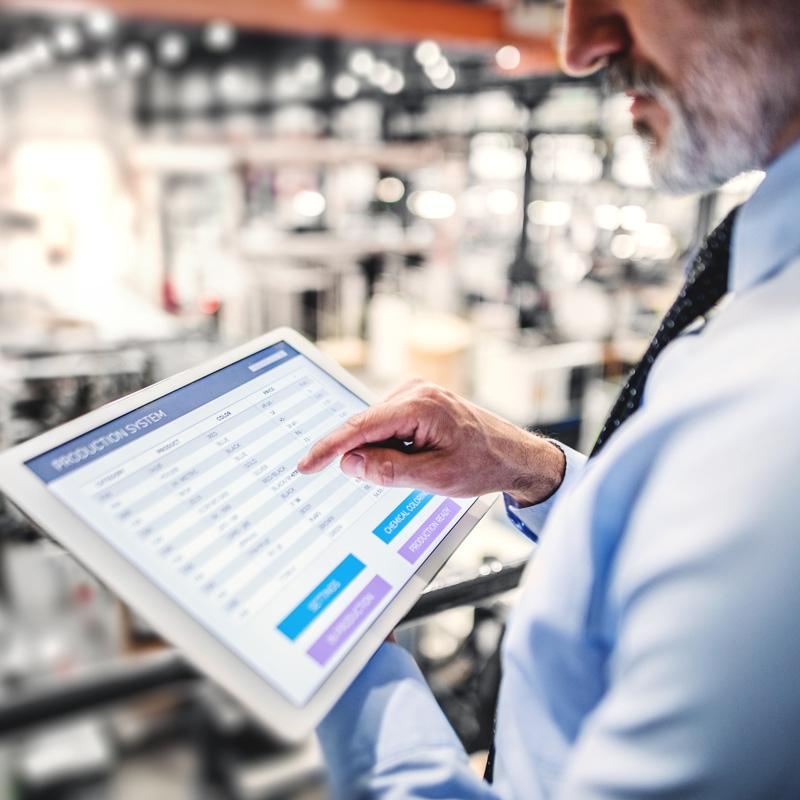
left=505, top=435, right=566, bottom=508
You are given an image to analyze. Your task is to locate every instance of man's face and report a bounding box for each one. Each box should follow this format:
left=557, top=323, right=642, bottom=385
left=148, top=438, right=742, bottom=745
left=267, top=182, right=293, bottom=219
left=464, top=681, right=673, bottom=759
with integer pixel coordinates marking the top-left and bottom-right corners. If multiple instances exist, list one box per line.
left=562, top=0, right=800, bottom=193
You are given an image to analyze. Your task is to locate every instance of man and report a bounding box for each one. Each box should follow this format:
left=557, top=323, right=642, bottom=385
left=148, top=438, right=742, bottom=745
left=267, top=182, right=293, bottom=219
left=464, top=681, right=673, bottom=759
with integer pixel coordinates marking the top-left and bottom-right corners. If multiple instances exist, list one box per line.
left=298, top=0, right=800, bottom=796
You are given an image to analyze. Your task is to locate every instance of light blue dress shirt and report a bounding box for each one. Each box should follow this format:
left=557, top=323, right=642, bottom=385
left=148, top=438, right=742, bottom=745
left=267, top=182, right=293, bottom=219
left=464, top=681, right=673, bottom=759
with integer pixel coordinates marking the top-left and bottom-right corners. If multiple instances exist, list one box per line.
left=316, top=137, right=800, bottom=798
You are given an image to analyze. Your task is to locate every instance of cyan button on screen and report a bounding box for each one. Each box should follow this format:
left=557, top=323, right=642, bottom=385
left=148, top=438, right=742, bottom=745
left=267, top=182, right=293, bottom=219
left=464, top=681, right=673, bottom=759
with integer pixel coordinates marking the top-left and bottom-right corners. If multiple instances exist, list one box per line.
left=372, top=490, right=433, bottom=544
left=277, top=554, right=365, bottom=641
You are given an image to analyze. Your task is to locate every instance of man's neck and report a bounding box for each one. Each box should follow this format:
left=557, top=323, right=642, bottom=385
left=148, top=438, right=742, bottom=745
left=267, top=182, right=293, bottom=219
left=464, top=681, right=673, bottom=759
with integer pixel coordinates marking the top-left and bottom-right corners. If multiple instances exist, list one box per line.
left=770, top=114, right=800, bottom=164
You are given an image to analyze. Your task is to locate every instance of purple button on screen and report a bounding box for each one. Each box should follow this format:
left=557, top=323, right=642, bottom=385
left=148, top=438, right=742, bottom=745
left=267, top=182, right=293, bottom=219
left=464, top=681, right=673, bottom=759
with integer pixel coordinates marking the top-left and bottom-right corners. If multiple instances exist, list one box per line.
left=307, top=575, right=392, bottom=666
left=397, top=499, right=460, bottom=564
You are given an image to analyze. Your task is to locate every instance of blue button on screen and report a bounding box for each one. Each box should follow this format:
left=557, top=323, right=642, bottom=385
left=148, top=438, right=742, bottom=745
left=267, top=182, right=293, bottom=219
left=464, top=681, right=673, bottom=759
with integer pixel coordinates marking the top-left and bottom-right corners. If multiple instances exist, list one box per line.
left=371, top=490, right=433, bottom=544
left=277, top=554, right=365, bottom=641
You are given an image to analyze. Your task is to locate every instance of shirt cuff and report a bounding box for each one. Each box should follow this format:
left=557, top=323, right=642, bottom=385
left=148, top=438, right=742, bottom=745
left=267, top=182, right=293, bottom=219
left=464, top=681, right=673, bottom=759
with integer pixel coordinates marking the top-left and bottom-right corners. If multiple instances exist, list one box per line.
left=317, top=642, right=468, bottom=795
left=504, top=443, right=586, bottom=542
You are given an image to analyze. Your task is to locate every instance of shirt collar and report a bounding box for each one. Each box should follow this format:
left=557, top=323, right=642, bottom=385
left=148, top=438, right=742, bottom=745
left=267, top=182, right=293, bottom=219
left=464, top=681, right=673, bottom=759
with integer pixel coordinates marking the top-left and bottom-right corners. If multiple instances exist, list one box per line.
left=731, top=136, right=800, bottom=294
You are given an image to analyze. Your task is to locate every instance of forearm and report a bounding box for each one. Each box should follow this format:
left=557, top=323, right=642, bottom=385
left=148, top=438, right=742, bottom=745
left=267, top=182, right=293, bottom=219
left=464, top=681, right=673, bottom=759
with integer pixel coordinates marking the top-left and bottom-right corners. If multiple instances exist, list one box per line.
left=505, top=443, right=586, bottom=541
left=501, top=433, right=567, bottom=508
left=318, top=643, right=498, bottom=799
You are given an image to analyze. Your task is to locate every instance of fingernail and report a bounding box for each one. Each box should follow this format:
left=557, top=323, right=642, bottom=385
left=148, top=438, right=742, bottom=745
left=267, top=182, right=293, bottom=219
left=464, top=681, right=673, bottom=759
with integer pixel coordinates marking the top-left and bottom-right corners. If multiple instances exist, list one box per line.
left=341, top=452, right=365, bottom=479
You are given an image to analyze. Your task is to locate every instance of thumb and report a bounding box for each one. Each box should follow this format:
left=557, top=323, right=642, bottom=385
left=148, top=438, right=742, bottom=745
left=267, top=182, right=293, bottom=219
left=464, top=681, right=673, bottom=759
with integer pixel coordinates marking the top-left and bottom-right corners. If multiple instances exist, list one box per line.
left=340, top=447, right=437, bottom=489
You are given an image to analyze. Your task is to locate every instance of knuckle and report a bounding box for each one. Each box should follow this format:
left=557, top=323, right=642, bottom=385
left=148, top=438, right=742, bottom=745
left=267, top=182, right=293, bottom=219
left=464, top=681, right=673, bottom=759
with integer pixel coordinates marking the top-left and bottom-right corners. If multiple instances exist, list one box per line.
left=413, top=383, right=456, bottom=411
left=408, top=398, right=433, bottom=419
left=345, top=411, right=367, bottom=433
left=417, top=382, right=441, bottom=400
left=378, top=459, right=395, bottom=486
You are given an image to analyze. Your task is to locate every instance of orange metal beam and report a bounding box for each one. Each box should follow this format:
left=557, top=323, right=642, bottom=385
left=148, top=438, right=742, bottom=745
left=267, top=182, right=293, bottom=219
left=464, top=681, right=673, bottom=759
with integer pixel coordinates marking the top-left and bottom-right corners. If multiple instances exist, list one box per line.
left=33, top=0, right=559, bottom=72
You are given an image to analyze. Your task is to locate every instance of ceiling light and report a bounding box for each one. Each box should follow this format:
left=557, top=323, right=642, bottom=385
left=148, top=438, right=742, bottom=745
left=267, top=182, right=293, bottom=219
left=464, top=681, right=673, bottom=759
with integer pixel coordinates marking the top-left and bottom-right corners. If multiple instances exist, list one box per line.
left=205, top=20, right=236, bottom=52
left=495, top=45, right=521, bottom=71
left=123, top=45, right=150, bottom=76
left=86, top=10, right=116, bottom=40
left=425, top=56, right=450, bottom=82
left=349, top=49, right=374, bottom=77
left=432, top=67, right=456, bottom=90
left=377, top=177, right=405, bottom=203
left=217, top=67, right=260, bottom=104
left=53, top=23, right=81, bottom=55
left=384, top=70, right=405, bottom=95
left=370, top=60, right=394, bottom=88
left=333, top=73, right=359, bottom=100
left=218, top=67, right=245, bottom=100
left=414, top=40, right=441, bottom=67
left=297, top=56, right=324, bottom=86
left=158, top=33, right=188, bottom=66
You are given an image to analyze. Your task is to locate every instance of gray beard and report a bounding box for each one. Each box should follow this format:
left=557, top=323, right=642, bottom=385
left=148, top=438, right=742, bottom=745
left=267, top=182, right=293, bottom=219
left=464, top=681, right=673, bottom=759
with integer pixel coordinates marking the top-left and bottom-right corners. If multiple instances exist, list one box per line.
left=609, top=18, right=799, bottom=196
left=642, top=60, right=776, bottom=195
left=607, top=0, right=800, bottom=194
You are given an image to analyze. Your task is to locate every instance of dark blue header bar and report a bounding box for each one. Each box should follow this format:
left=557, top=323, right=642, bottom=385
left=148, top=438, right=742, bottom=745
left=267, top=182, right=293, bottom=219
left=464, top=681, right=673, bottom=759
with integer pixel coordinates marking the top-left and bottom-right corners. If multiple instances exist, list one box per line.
left=26, top=342, right=300, bottom=484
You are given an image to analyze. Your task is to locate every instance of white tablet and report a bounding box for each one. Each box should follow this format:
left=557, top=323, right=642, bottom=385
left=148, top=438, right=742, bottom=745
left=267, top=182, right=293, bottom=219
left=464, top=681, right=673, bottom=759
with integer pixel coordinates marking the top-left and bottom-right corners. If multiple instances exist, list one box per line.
left=0, top=328, right=494, bottom=742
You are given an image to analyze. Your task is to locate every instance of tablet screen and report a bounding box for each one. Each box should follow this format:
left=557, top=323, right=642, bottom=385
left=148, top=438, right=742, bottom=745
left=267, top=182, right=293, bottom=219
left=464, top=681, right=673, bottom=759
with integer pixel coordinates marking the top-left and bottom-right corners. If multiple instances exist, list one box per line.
left=25, top=342, right=474, bottom=706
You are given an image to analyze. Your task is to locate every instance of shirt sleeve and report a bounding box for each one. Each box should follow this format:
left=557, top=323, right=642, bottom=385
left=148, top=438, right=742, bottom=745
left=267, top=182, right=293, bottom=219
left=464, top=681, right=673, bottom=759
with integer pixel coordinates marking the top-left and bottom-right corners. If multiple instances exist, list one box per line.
left=317, top=642, right=499, bottom=799
left=504, top=443, right=586, bottom=542
left=555, top=388, right=800, bottom=798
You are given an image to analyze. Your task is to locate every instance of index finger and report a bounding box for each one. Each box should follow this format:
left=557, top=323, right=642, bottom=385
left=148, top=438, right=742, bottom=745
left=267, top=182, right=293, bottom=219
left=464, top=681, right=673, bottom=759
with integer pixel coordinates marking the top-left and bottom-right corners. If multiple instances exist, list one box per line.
left=297, top=404, right=415, bottom=474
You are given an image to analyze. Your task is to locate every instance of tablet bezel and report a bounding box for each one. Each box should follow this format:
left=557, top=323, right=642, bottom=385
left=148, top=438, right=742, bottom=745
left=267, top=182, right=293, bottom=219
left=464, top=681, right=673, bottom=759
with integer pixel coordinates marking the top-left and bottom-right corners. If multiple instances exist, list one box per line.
left=0, top=328, right=496, bottom=742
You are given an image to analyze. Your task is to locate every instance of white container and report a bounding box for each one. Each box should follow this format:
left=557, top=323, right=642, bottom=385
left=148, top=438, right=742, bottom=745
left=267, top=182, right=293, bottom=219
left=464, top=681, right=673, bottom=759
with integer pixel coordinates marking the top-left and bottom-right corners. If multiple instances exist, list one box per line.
left=367, top=290, right=410, bottom=382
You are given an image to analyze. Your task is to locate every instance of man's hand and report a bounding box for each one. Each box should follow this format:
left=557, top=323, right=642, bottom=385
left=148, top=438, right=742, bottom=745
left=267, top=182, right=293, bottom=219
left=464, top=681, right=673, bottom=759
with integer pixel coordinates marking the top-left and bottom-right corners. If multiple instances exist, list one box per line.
left=298, top=380, right=566, bottom=506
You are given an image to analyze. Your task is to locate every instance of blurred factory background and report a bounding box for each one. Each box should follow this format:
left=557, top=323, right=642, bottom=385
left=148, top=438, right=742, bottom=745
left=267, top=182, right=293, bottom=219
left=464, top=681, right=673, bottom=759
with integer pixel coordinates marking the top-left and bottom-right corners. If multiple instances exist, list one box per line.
left=0, top=1, right=763, bottom=797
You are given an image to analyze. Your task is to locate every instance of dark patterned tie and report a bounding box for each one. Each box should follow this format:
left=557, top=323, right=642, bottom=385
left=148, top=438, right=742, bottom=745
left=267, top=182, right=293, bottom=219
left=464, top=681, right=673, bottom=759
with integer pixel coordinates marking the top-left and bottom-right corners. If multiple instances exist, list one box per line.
left=589, top=206, right=740, bottom=459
